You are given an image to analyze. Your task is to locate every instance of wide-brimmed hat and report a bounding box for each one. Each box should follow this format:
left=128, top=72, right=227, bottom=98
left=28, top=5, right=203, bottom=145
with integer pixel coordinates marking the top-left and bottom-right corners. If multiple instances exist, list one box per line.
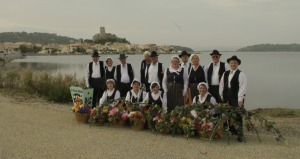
left=118, top=53, right=128, bottom=59
left=179, top=51, right=191, bottom=58
left=91, top=51, right=100, bottom=57
left=150, top=81, right=161, bottom=91
left=150, top=51, right=159, bottom=57
left=210, top=50, right=222, bottom=56
left=197, top=82, right=209, bottom=90
left=227, top=55, right=241, bottom=65
left=131, top=79, right=141, bottom=87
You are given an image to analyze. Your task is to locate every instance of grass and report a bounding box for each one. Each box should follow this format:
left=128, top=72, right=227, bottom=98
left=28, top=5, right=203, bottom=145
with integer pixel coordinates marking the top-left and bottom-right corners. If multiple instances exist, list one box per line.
left=0, top=69, right=85, bottom=103
left=252, top=108, right=300, bottom=118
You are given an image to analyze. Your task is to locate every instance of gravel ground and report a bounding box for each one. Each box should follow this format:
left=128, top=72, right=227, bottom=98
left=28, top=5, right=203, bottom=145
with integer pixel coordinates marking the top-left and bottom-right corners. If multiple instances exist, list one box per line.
left=0, top=94, right=299, bottom=159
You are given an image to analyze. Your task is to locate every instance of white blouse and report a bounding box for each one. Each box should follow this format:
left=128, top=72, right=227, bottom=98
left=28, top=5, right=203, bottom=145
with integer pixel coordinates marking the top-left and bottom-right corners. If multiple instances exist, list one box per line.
left=99, top=89, right=120, bottom=107
left=125, top=89, right=147, bottom=103
left=142, top=91, right=167, bottom=111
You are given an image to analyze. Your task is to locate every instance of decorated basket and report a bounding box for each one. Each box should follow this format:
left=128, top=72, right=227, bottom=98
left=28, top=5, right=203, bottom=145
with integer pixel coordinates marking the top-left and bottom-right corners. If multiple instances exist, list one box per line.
left=75, top=112, right=89, bottom=124
left=131, top=119, right=146, bottom=131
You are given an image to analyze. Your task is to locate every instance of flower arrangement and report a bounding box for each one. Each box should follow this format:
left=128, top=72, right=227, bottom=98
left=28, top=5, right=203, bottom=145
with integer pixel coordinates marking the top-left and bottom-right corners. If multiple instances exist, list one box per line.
left=153, top=112, right=171, bottom=134
left=108, top=107, right=127, bottom=126
left=127, top=111, right=145, bottom=130
left=89, top=106, right=105, bottom=126
left=71, top=103, right=91, bottom=124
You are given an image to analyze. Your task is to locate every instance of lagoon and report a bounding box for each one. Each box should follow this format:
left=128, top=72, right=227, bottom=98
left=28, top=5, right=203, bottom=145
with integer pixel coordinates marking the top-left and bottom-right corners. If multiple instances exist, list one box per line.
left=6, top=52, right=300, bottom=109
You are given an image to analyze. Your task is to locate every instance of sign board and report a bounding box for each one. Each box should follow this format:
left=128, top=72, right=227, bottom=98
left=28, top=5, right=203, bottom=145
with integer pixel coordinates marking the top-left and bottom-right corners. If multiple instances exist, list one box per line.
left=70, top=86, right=93, bottom=108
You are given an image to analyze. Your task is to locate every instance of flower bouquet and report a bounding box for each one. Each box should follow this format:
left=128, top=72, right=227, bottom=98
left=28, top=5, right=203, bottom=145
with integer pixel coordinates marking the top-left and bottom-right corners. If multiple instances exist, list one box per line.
left=72, top=103, right=91, bottom=124
left=153, top=113, right=171, bottom=135
left=127, top=111, right=145, bottom=131
left=108, top=107, right=127, bottom=127
left=179, top=116, right=195, bottom=138
left=89, top=107, right=105, bottom=126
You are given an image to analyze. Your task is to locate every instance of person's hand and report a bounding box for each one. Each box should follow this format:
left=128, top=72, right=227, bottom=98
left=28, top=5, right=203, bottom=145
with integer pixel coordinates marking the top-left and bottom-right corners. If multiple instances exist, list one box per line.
left=238, top=101, right=244, bottom=108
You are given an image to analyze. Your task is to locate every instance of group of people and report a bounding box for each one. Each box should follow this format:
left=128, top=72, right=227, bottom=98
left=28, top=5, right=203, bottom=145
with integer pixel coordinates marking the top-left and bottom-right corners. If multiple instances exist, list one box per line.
left=85, top=50, right=247, bottom=142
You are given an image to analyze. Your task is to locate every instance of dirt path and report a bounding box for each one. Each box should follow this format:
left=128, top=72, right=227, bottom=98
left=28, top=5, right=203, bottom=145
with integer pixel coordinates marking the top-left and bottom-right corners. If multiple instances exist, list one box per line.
left=0, top=94, right=299, bottom=159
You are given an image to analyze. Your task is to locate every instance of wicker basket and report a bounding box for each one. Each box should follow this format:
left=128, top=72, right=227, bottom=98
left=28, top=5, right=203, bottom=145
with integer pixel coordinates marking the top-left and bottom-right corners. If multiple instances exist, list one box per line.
left=131, top=120, right=146, bottom=131
left=92, top=116, right=105, bottom=126
left=75, top=112, right=89, bottom=124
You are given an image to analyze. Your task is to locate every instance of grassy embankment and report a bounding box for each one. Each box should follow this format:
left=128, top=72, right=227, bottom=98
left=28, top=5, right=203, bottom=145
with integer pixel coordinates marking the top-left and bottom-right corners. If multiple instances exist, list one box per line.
left=0, top=69, right=84, bottom=103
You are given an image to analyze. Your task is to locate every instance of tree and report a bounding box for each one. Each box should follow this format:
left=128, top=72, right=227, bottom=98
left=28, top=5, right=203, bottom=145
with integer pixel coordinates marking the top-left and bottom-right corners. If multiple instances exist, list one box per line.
left=19, top=45, right=29, bottom=53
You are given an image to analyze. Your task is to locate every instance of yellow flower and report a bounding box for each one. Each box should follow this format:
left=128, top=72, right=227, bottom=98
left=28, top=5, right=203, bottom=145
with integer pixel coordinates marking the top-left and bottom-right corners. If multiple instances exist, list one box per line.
left=103, top=108, right=108, bottom=113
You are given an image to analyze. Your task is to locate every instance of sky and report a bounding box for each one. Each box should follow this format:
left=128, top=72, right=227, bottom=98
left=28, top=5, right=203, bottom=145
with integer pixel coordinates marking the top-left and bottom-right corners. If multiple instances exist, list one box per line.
left=0, top=0, right=299, bottom=51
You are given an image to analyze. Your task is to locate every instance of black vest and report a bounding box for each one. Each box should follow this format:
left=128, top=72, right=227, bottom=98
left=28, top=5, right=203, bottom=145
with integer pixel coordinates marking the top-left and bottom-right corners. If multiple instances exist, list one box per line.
left=116, top=63, right=134, bottom=84
left=166, top=68, right=184, bottom=85
left=105, top=66, right=116, bottom=80
left=88, top=61, right=105, bottom=86
left=207, top=62, right=225, bottom=85
left=140, top=60, right=148, bottom=84
left=148, top=92, right=163, bottom=108
left=195, top=94, right=212, bottom=109
left=146, top=62, right=164, bottom=84
left=106, top=89, right=117, bottom=102
left=223, top=70, right=241, bottom=102
left=129, top=90, right=144, bottom=103
left=188, top=66, right=206, bottom=84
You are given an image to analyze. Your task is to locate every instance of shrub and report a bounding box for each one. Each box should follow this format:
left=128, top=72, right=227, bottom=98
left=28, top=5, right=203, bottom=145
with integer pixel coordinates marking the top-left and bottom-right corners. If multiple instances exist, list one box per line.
left=21, top=70, right=36, bottom=94
left=3, top=70, right=20, bottom=88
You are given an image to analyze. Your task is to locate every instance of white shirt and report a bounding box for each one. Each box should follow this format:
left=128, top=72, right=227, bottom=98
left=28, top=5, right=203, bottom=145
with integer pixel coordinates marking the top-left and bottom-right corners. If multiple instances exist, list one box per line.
left=99, top=89, right=121, bottom=107
left=181, top=62, right=190, bottom=80
left=148, top=62, right=165, bottom=83
left=191, top=93, right=217, bottom=118
left=125, top=89, right=147, bottom=103
left=114, top=63, right=134, bottom=84
left=205, top=61, right=229, bottom=86
left=85, top=61, right=105, bottom=87
left=192, top=93, right=217, bottom=105
left=106, top=66, right=114, bottom=72
left=219, top=69, right=247, bottom=102
left=142, top=91, right=167, bottom=111
left=162, top=67, right=189, bottom=96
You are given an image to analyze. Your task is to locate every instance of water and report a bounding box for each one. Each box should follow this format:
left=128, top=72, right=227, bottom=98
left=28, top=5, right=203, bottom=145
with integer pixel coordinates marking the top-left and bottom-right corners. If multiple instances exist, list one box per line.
left=5, top=52, right=300, bottom=109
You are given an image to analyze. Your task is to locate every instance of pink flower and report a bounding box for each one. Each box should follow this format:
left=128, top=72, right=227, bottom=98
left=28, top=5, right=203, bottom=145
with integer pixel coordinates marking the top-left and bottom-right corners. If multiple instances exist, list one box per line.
left=109, top=107, right=118, bottom=116
left=121, top=111, right=128, bottom=121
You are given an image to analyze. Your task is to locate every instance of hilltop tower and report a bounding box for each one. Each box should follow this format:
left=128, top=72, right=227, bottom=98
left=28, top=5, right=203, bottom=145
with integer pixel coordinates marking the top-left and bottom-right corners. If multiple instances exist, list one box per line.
left=100, top=27, right=105, bottom=36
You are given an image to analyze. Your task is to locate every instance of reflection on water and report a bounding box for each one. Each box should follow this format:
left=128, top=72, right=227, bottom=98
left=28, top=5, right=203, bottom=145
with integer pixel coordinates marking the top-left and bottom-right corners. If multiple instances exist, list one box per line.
left=5, top=53, right=300, bottom=109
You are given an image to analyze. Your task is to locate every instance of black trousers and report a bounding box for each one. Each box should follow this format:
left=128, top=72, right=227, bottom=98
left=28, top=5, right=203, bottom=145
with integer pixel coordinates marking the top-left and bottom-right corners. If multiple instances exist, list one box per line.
left=145, top=82, right=151, bottom=92
left=90, top=78, right=105, bottom=108
left=208, top=85, right=221, bottom=103
left=227, top=89, right=244, bottom=135
left=119, top=82, right=131, bottom=98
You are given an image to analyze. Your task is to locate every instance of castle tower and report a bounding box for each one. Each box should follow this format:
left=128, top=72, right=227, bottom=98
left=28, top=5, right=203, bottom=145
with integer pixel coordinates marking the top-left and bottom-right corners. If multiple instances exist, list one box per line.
left=100, top=27, right=105, bottom=36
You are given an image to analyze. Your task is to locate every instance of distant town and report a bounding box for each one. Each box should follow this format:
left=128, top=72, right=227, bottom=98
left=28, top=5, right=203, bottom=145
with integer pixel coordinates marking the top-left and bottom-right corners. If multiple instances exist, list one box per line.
left=0, top=27, right=194, bottom=56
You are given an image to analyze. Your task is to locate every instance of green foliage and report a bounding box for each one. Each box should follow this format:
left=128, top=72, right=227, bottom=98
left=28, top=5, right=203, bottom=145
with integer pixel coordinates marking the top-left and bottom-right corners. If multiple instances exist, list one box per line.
left=237, top=43, right=300, bottom=52
left=21, top=70, right=36, bottom=94
left=94, top=37, right=130, bottom=45
left=0, top=32, right=75, bottom=44
left=3, top=70, right=20, bottom=88
left=19, top=45, right=29, bottom=53
left=253, top=108, right=300, bottom=117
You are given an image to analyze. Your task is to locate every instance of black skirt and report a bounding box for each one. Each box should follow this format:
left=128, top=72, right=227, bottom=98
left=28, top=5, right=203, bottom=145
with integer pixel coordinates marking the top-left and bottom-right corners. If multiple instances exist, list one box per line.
left=167, top=83, right=183, bottom=112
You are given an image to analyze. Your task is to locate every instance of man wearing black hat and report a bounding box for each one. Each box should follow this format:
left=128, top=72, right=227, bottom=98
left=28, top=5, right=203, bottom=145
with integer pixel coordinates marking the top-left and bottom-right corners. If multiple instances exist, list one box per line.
left=205, top=50, right=229, bottom=103
left=114, top=53, right=134, bottom=98
left=145, top=51, right=165, bottom=92
left=179, top=51, right=192, bottom=79
left=219, top=55, right=247, bottom=142
left=85, top=51, right=105, bottom=108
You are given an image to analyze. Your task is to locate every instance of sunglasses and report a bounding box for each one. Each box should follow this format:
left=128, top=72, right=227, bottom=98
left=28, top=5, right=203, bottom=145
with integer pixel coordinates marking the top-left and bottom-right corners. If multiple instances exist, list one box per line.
left=212, top=56, right=219, bottom=58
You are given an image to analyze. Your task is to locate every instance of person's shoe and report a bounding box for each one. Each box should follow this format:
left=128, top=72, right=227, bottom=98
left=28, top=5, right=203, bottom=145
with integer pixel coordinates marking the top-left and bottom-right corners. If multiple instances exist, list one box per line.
left=237, top=135, right=243, bottom=142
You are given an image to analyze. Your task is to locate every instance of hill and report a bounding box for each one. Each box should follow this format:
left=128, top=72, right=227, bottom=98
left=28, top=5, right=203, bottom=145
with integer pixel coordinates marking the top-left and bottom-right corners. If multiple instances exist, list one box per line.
left=237, top=44, right=300, bottom=52
left=0, top=32, right=76, bottom=44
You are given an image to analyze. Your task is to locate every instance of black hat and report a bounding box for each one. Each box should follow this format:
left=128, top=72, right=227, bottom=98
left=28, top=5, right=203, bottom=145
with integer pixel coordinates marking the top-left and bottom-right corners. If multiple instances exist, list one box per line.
left=118, top=53, right=128, bottom=59
left=227, top=55, right=241, bottom=65
left=210, top=50, right=222, bottom=56
left=178, top=51, right=191, bottom=58
left=150, top=51, right=159, bottom=57
left=91, top=51, right=100, bottom=57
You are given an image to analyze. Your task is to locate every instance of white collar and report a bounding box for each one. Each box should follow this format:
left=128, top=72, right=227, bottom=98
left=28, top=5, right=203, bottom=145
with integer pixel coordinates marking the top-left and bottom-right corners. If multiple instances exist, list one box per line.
left=169, top=66, right=182, bottom=75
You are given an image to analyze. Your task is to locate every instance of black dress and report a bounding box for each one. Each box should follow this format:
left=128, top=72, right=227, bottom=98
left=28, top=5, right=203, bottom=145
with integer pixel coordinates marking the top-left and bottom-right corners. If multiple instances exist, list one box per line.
left=166, top=68, right=184, bottom=112
left=188, top=65, right=206, bottom=100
